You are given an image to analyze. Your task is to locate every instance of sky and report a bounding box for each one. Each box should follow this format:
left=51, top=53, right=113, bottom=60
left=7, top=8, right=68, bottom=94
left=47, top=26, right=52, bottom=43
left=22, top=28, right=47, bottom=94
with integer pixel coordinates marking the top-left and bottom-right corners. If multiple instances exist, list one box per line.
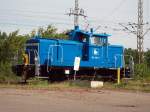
left=0, top=0, right=150, bottom=50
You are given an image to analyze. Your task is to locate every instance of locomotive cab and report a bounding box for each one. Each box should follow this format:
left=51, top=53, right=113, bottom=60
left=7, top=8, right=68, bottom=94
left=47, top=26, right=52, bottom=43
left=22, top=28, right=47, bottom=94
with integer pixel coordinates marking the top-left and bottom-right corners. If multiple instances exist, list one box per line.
left=69, top=26, right=109, bottom=46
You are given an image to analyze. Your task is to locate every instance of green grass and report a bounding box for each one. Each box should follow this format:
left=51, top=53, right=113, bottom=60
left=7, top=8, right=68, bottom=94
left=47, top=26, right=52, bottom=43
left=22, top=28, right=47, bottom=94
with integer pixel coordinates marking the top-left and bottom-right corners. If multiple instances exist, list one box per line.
left=27, top=79, right=91, bottom=89
left=0, top=79, right=91, bottom=91
left=103, top=79, right=150, bottom=92
left=0, top=76, right=150, bottom=92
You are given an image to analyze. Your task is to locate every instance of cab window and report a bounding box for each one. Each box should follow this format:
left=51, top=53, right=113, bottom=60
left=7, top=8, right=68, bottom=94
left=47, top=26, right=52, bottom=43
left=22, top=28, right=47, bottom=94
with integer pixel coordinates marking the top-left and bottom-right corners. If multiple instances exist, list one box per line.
left=91, top=37, right=107, bottom=46
left=79, top=35, right=87, bottom=43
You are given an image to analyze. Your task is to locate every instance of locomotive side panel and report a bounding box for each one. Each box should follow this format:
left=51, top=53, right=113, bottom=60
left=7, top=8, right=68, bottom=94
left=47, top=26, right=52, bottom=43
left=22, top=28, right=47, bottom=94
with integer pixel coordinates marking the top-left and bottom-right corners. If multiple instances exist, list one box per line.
left=107, top=45, right=124, bottom=69
left=39, top=39, right=57, bottom=65
left=44, top=40, right=83, bottom=67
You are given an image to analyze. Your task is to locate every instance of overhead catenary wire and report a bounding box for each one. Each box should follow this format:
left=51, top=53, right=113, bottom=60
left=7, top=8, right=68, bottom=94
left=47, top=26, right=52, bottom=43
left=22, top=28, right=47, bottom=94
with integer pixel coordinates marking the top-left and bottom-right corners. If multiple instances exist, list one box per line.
left=87, top=0, right=128, bottom=32
left=95, top=0, right=127, bottom=23
left=0, top=8, right=64, bottom=16
left=0, top=12, right=71, bottom=22
left=0, top=6, right=131, bottom=25
left=0, top=14, right=125, bottom=34
left=0, top=9, right=125, bottom=28
left=0, top=0, right=134, bottom=34
left=0, top=11, right=138, bottom=35
left=0, top=0, right=148, bottom=36
left=0, top=21, right=73, bottom=27
left=106, top=0, right=128, bottom=17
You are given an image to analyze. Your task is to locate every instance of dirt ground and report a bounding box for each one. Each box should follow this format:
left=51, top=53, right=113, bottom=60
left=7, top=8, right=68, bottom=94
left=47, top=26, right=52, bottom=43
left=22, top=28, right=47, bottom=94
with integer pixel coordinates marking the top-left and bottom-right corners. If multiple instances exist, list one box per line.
left=0, top=88, right=150, bottom=112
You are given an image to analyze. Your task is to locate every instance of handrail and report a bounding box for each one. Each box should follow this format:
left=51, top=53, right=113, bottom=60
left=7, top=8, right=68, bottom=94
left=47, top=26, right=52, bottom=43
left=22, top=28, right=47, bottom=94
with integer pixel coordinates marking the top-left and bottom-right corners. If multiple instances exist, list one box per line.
left=25, top=43, right=40, bottom=65
left=124, top=55, right=134, bottom=76
left=114, top=54, right=124, bottom=68
left=26, top=49, right=40, bottom=65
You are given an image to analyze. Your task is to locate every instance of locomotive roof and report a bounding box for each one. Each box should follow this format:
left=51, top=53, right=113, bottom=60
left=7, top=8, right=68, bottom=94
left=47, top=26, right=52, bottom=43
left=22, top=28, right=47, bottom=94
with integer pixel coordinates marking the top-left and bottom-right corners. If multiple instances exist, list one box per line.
left=72, top=26, right=111, bottom=38
left=92, top=33, right=111, bottom=37
left=27, top=37, right=83, bottom=45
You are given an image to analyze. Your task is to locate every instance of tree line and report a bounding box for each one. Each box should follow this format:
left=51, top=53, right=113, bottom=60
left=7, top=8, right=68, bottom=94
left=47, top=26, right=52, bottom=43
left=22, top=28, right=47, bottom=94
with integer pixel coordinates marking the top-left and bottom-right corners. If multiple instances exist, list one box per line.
left=124, top=48, right=150, bottom=67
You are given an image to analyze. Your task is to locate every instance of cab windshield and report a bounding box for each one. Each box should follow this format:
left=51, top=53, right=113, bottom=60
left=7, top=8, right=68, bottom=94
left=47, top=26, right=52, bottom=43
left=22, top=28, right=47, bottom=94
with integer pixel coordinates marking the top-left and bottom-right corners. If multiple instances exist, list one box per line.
left=90, top=37, right=107, bottom=46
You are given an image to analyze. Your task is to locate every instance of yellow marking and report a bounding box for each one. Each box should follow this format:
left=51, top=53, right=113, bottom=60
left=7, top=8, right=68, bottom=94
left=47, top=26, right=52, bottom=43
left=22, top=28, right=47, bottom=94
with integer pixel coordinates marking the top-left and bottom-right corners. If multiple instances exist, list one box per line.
left=23, top=54, right=29, bottom=65
left=117, top=68, right=121, bottom=84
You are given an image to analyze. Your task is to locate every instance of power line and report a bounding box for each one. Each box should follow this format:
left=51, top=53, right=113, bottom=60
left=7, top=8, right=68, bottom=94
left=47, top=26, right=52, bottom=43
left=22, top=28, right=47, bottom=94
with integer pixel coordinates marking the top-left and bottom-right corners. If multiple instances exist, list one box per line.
left=0, top=14, right=138, bottom=35
left=0, top=8, right=64, bottom=16
left=107, top=0, right=127, bottom=17
left=0, top=13, right=71, bottom=22
left=0, top=13, right=124, bottom=26
left=83, top=0, right=128, bottom=32
left=0, top=22, right=73, bottom=34
left=0, top=1, right=135, bottom=31
left=0, top=21, right=73, bottom=28
left=0, top=12, right=124, bottom=30
left=96, top=0, right=127, bottom=23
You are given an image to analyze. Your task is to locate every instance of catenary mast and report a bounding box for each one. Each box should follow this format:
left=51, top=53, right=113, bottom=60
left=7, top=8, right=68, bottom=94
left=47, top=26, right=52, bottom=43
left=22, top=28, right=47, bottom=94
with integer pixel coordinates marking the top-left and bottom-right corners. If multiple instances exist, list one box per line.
left=137, top=0, right=144, bottom=64
left=68, top=0, right=86, bottom=27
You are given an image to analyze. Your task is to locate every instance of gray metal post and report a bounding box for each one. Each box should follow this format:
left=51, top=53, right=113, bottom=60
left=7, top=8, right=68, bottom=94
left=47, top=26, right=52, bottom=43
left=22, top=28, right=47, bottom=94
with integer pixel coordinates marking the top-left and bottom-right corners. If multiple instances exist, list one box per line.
left=137, top=0, right=144, bottom=64
left=67, top=0, right=86, bottom=27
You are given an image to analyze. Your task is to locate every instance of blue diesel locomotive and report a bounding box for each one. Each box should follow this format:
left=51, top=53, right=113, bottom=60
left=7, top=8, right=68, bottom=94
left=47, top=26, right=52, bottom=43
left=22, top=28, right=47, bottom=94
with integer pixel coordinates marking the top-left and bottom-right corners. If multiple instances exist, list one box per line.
left=14, top=26, right=125, bottom=81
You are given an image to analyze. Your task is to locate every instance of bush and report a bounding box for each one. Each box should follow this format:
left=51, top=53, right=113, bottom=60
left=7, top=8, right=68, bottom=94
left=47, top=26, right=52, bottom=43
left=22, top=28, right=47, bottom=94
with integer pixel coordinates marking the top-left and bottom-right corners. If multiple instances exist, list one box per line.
left=0, top=62, right=19, bottom=84
left=134, top=64, right=150, bottom=80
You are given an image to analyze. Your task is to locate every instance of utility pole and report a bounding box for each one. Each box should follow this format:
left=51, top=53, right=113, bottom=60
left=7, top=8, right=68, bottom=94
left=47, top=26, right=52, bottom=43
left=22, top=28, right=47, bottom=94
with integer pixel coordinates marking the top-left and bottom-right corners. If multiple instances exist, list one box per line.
left=119, top=0, right=150, bottom=64
left=67, top=0, right=86, bottom=27
left=137, top=0, right=144, bottom=64
left=74, top=0, right=79, bottom=26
